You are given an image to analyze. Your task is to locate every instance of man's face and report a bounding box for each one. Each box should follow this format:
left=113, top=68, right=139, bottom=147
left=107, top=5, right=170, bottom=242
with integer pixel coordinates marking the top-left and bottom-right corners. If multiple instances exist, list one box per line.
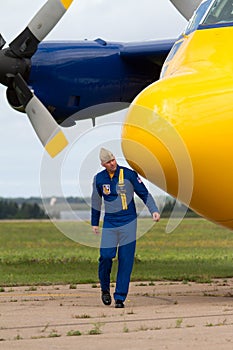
left=102, top=159, right=117, bottom=173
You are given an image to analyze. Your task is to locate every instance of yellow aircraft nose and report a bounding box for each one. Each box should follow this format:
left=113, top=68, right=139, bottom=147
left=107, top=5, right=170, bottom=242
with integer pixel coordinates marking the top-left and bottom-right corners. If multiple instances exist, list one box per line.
left=122, top=73, right=233, bottom=230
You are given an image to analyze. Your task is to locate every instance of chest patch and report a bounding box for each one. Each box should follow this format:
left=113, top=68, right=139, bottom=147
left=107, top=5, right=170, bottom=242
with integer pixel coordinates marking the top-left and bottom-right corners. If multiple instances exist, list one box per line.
left=103, top=184, right=111, bottom=195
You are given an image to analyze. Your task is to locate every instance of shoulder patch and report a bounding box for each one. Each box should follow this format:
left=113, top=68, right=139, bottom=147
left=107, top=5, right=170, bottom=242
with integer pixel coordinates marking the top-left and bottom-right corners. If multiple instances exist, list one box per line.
left=137, top=177, right=143, bottom=183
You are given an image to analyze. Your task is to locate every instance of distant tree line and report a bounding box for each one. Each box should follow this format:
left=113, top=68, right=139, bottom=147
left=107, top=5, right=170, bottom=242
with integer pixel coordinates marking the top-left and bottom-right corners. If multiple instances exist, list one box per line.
left=0, top=196, right=199, bottom=220
left=161, top=197, right=199, bottom=218
left=0, top=200, right=47, bottom=219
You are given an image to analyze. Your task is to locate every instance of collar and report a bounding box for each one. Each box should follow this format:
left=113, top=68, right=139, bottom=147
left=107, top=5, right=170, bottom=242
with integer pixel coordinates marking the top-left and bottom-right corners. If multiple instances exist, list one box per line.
left=104, top=164, right=120, bottom=179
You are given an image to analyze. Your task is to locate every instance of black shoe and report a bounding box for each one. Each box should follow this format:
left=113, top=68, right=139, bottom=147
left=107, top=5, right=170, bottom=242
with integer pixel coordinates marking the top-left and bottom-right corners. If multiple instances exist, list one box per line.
left=115, top=299, right=124, bottom=308
left=101, top=291, right=112, bottom=305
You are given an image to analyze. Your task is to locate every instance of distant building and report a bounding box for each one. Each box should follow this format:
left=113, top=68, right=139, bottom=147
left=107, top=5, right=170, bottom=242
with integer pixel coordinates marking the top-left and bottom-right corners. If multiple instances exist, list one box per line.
left=60, top=210, right=91, bottom=221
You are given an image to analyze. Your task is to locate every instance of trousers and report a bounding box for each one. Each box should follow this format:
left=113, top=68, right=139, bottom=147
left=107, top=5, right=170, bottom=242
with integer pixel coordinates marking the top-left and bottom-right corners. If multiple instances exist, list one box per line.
left=98, top=220, right=136, bottom=302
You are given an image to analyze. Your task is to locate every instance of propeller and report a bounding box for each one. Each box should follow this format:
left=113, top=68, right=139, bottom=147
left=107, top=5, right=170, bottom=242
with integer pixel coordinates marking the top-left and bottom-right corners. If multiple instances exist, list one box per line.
left=0, top=0, right=73, bottom=157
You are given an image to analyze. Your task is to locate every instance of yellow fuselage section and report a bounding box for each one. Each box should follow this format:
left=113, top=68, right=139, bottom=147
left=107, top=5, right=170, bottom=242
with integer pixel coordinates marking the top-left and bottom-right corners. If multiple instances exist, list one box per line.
left=122, top=26, right=233, bottom=229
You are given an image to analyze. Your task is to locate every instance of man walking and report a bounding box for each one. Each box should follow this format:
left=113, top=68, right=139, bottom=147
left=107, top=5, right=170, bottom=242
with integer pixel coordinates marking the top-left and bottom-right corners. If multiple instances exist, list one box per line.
left=91, top=148, right=160, bottom=308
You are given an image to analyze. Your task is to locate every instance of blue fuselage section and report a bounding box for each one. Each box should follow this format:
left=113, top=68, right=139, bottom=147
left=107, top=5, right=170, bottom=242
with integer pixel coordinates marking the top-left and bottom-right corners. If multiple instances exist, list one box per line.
left=29, top=39, right=171, bottom=124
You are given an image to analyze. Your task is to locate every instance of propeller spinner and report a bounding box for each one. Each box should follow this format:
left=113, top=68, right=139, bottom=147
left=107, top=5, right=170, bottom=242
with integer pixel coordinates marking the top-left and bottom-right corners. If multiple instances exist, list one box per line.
left=0, top=0, right=73, bottom=157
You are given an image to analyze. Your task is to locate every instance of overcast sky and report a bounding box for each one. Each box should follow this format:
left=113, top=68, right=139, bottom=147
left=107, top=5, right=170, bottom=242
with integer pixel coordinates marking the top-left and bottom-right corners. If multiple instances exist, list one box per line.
left=0, top=0, right=187, bottom=198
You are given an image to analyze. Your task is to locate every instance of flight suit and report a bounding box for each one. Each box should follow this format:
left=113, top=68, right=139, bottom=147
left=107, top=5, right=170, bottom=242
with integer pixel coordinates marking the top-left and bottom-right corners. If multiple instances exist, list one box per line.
left=91, top=164, right=159, bottom=302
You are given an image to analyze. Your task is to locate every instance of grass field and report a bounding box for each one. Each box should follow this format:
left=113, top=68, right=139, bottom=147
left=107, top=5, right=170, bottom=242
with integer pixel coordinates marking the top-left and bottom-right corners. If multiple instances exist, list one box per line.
left=0, top=218, right=233, bottom=286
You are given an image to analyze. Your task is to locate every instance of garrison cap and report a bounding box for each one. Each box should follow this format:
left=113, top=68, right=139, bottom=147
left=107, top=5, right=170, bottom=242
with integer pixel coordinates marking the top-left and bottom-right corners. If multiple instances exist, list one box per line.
left=99, top=147, right=115, bottom=164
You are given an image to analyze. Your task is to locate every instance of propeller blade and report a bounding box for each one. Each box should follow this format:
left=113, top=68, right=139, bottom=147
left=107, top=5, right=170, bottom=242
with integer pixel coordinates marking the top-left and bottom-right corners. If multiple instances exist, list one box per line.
left=13, top=74, right=68, bottom=158
left=0, top=34, right=6, bottom=50
left=9, top=0, right=73, bottom=58
left=169, top=0, right=202, bottom=20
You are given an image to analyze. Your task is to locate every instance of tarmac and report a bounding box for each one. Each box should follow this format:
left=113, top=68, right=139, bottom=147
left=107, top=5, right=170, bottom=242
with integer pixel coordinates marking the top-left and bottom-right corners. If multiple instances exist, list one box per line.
left=1, top=279, right=233, bottom=349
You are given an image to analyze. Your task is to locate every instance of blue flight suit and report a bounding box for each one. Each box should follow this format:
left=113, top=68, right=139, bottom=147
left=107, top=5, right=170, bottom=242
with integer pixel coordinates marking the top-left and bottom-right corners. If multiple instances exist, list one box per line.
left=91, top=164, right=159, bottom=302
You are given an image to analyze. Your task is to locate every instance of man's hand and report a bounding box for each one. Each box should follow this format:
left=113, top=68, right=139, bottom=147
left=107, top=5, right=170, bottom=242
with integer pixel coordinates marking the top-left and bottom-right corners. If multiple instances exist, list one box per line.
left=92, top=226, right=100, bottom=235
left=152, top=212, right=160, bottom=222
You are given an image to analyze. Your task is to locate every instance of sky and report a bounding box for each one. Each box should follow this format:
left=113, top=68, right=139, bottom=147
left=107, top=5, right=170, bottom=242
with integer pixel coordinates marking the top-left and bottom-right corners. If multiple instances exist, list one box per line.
left=0, top=0, right=187, bottom=198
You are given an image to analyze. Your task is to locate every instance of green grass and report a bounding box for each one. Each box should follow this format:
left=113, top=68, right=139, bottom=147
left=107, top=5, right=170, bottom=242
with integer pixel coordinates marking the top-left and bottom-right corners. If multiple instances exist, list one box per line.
left=0, top=219, right=233, bottom=286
